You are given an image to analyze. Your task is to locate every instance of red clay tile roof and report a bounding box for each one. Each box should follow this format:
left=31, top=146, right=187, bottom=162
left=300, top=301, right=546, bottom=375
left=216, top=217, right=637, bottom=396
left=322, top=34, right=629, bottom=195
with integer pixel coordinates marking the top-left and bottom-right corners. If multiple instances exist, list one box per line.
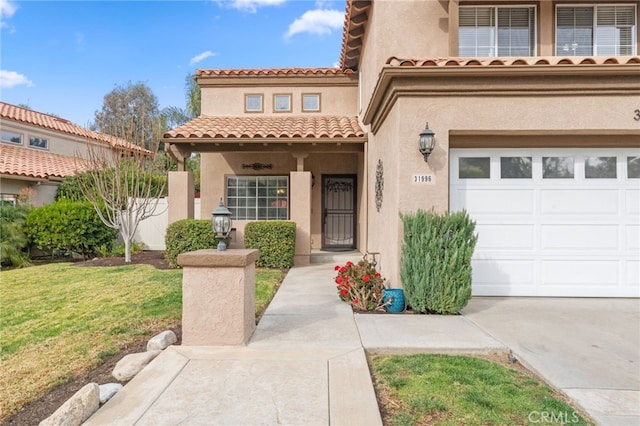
left=0, top=102, right=141, bottom=150
left=0, top=144, right=87, bottom=179
left=386, top=56, right=640, bottom=67
left=196, top=68, right=354, bottom=77
left=164, top=115, right=365, bottom=140
left=340, top=0, right=371, bottom=71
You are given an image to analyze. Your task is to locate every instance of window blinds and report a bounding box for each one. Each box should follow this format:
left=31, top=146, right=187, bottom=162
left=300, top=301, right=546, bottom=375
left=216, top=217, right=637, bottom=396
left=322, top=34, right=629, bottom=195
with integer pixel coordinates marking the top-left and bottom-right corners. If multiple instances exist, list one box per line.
left=459, top=6, right=535, bottom=57
left=556, top=5, right=636, bottom=56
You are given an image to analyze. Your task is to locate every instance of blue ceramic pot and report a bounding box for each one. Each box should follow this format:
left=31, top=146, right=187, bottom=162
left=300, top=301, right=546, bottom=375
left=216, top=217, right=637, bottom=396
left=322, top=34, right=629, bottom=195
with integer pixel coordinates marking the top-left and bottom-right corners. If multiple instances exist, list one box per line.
left=383, top=288, right=405, bottom=313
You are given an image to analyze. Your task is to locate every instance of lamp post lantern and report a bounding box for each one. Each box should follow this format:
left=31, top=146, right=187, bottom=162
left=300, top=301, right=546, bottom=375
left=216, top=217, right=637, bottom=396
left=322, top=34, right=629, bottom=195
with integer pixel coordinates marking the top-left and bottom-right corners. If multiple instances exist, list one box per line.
left=211, top=198, right=232, bottom=251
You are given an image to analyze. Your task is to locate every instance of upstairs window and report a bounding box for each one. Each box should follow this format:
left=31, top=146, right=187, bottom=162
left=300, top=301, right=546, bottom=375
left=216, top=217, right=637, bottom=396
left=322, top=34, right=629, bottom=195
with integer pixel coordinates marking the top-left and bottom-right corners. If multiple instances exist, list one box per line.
left=459, top=6, right=536, bottom=57
left=556, top=5, right=637, bottom=56
left=1, top=130, right=23, bottom=145
left=29, top=136, right=48, bottom=150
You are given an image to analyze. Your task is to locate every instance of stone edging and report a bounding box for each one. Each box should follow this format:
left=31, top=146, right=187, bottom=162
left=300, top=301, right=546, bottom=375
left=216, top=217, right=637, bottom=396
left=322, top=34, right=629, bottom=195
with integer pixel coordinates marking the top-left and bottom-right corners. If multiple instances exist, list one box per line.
left=38, top=330, right=178, bottom=426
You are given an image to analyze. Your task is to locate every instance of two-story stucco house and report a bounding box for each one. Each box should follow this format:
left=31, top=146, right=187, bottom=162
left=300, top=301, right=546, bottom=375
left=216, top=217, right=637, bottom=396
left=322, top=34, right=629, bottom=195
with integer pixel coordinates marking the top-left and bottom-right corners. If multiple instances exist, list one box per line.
left=164, top=0, right=640, bottom=298
left=0, top=102, right=137, bottom=207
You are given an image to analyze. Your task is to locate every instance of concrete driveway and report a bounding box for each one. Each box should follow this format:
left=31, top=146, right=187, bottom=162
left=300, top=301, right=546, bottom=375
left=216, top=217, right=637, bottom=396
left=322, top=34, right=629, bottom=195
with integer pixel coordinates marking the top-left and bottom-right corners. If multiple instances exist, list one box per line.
left=462, top=298, right=640, bottom=426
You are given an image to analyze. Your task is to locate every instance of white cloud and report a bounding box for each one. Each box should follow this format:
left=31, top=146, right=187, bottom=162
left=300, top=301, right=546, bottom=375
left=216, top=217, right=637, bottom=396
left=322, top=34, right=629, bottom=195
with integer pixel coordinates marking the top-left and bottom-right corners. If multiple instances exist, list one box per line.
left=0, top=70, right=34, bottom=88
left=218, top=0, right=286, bottom=13
left=190, top=50, right=217, bottom=66
left=0, top=0, right=17, bottom=30
left=285, top=9, right=343, bottom=38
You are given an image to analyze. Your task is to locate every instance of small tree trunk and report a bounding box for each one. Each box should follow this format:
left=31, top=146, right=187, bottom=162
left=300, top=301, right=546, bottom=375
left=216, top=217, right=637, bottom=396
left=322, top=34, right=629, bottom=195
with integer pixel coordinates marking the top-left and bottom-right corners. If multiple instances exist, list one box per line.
left=124, top=238, right=132, bottom=263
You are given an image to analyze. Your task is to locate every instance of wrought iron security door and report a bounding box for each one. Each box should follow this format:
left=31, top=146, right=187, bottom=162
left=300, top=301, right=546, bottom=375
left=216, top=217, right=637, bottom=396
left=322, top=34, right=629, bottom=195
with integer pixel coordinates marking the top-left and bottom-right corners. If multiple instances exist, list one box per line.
left=322, top=175, right=356, bottom=251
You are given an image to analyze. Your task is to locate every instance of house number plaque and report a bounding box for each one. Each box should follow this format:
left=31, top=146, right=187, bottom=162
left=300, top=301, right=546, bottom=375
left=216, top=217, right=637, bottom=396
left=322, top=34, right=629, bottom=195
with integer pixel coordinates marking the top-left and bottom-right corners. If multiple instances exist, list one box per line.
left=413, top=174, right=435, bottom=184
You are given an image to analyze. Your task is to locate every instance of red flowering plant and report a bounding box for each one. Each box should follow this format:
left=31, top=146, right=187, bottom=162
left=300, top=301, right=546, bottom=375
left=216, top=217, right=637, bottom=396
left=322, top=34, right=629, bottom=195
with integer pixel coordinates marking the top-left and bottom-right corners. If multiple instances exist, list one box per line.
left=334, top=259, right=385, bottom=311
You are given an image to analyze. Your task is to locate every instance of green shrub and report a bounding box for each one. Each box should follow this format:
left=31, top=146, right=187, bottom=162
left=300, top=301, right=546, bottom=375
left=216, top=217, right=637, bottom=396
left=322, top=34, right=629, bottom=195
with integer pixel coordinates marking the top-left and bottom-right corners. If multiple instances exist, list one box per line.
left=244, top=221, right=296, bottom=268
left=56, top=170, right=168, bottom=201
left=0, top=204, right=30, bottom=267
left=164, top=219, right=217, bottom=268
left=400, top=210, right=477, bottom=314
left=98, top=241, right=146, bottom=258
left=25, top=200, right=117, bottom=259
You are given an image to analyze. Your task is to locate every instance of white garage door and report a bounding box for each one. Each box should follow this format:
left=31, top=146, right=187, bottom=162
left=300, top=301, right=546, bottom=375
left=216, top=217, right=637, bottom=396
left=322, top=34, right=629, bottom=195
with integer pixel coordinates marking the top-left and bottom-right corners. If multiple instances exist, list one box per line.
left=450, top=148, right=640, bottom=297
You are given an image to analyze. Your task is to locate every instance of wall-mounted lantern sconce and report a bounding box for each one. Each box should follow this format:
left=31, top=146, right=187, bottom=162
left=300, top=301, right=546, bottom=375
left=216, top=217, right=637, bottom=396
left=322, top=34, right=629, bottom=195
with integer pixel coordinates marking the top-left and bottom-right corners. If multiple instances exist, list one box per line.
left=211, top=198, right=232, bottom=251
left=418, top=122, right=436, bottom=162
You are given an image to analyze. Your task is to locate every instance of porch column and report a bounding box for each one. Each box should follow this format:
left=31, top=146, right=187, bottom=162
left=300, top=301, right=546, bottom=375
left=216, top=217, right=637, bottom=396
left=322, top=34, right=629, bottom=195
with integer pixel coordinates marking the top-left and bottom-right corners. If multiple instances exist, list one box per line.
left=168, top=171, right=194, bottom=224
left=290, top=171, right=312, bottom=266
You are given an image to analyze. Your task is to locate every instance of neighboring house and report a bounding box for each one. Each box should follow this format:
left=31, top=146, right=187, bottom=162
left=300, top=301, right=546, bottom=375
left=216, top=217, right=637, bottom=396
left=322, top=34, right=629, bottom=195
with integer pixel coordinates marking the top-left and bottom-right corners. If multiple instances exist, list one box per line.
left=0, top=102, right=135, bottom=206
left=164, top=0, right=640, bottom=298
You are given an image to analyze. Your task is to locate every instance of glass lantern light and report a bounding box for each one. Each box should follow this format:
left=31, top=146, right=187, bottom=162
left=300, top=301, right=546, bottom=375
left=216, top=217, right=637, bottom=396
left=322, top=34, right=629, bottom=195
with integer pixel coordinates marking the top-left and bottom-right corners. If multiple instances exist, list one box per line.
left=211, top=198, right=232, bottom=251
left=418, top=122, right=436, bottom=162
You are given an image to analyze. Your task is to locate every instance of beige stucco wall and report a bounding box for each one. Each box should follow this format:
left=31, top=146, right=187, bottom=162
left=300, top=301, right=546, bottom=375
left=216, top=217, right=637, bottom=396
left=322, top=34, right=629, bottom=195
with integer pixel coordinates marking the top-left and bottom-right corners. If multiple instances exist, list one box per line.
left=200, top=151, right=362, bottom=250
left=370, top=91, right=640, bottom=288
left=0, top=177, right=59, bottom=207
left=357, top=0, right=640, bottom=127
left=200, top=83, right=359, bottom=117
left=358, top=0, right=450, bottom=115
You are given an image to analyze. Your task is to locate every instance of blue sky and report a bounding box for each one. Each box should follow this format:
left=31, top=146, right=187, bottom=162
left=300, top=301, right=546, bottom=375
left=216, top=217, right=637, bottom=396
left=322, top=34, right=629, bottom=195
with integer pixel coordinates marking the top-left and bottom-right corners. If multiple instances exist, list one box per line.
left=0, top=0, right=346, bottom=126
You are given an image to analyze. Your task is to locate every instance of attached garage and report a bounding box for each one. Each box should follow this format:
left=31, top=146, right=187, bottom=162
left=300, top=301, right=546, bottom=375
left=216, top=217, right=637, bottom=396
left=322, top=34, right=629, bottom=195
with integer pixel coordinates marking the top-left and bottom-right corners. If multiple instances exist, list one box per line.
left=450, top=148, right=639, bottom=297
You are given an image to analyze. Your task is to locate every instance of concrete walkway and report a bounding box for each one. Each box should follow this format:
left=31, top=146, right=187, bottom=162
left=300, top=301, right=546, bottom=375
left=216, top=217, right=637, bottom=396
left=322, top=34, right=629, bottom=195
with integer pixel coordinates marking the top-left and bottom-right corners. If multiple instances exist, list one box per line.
left=86, top=254, right=383, bottom=425
left=86, top=255, right=639, bottom=425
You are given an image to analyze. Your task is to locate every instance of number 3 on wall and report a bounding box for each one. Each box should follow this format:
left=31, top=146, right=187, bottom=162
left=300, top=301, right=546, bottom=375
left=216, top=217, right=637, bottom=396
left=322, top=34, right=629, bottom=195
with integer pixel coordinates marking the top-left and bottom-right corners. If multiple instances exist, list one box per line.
left=634, top=109, right=640, bottom=121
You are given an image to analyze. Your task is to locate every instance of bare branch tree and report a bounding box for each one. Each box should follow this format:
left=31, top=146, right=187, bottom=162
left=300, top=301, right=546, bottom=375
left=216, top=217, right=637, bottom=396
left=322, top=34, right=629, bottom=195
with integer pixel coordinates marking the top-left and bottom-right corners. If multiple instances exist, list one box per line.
left=74, top=110, right=167, bottom=262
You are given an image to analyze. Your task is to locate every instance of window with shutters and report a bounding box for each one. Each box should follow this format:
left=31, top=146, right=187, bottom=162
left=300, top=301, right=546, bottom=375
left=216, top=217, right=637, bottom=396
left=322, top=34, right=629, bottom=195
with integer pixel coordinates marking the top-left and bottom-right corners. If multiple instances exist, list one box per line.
left=556, top=5, right=637, bottom=56
left=459, top=6, right=536, bottom=57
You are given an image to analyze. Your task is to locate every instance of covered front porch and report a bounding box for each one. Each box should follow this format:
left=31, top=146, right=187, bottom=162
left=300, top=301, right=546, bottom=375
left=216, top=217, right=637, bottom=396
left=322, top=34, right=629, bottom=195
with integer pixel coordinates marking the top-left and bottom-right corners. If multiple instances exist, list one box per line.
left=163, top=115, right=368, bottom=265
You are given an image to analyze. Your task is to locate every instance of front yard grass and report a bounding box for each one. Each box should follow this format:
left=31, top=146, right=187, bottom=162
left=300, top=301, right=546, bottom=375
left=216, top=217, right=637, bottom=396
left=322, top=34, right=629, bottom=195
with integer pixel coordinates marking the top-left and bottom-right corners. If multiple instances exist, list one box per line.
left=0, top=262, right=285, bottom=421
left=371, top=353, right=593, bottom=426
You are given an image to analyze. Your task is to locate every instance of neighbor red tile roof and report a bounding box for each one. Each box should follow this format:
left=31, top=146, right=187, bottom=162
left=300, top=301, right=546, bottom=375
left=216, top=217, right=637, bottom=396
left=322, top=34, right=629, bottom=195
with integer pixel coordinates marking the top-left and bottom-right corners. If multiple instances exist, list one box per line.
left=0, top=102, right=141, bottom=150
left=386, top=56, right=640, bottom=67
left=164, top=115, right=365, bottom=140
left=0, top=144, right=88, bottom=179
left=196, top=68, right=354, bottom=77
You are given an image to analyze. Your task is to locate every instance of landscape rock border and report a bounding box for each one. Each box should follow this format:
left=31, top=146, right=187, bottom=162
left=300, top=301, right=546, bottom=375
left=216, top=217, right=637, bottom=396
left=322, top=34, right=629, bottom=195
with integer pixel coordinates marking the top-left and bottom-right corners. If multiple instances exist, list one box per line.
left=38, top=330, right=177, bottom=426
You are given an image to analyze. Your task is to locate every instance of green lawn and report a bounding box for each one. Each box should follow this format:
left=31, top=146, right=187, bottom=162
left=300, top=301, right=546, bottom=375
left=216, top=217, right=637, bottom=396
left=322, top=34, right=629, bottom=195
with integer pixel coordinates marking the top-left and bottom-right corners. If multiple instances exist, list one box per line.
left=0, top=262, right=284, bottom=421
left=371, top=354, right=593, bottom=426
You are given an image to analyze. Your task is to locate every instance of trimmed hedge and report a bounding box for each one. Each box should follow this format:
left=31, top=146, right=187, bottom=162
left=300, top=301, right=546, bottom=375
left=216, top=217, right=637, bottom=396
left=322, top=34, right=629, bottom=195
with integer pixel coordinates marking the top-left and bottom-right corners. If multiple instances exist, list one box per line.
left=25, top=200, right=117, bottom=259
left=244, top=221, right=296, bottom=268
left=400, top=210, right=477, bottom=314
left=164, top=219, right=217, bottom=268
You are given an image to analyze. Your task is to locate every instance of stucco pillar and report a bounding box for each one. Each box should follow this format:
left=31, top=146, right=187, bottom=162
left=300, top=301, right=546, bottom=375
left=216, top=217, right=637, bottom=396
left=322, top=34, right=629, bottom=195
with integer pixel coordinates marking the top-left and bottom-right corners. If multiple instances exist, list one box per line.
left=168, top=171, right=194, bottom=224
left=290, top=171, right=312, bottom=266
left=177, top=249, right=259, bottom=346
left=539, top=1, right=554, bottom=56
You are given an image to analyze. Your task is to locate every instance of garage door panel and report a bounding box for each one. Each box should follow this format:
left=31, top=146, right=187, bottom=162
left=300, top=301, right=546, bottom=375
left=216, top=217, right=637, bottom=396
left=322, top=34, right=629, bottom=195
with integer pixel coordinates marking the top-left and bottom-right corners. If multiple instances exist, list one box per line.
left=475, top=224, right=534, bottom=249
left=541, top=225, right=619, bottom=250
left=457, top=189, right=533, bottom=214
left=627, top=261, right=640, bottom=288
left=541, top=260, right=619, bottom=287
left=451, top=148, right=639, bottom=298
left=627, top=225, right=640, bottom=250
left=627, top=190, right=640, bottom=215
left=472, top=259, right=535, bottom=285
left=540, top=189, right=619, bottom=215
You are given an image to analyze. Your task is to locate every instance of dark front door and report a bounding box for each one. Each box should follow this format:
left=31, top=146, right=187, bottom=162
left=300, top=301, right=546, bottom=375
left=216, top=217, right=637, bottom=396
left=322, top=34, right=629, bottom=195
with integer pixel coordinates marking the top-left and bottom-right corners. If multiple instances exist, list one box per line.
left=322, top=175, right=356, bottom=251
